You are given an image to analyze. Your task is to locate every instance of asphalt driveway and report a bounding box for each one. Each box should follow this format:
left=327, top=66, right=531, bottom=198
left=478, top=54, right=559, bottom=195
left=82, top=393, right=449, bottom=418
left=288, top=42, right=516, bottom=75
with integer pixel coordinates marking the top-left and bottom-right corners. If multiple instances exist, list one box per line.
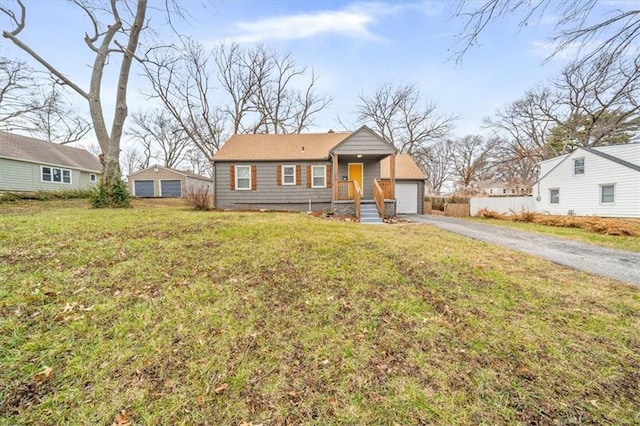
left=402, top=214, right=640, bottom=286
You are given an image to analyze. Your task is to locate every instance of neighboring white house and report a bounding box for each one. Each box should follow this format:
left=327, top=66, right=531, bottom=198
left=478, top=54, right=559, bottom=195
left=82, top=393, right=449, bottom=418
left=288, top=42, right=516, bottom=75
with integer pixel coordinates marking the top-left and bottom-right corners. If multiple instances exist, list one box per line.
left=0, top=131, right=102, bottom=192
left=533, top=144, right=640, bottom=218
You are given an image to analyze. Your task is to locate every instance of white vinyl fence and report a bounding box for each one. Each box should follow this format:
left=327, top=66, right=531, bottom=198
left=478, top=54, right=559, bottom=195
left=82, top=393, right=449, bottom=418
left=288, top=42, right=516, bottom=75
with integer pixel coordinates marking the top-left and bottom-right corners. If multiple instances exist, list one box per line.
left=470, top=196, right=535, bottom=216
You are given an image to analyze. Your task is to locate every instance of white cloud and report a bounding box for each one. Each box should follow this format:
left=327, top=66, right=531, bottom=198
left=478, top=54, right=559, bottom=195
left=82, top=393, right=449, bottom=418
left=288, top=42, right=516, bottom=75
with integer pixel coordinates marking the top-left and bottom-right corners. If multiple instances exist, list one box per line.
left=231, top=10, right=378, bottom=43
left=228, top=1, right=444, bottom=44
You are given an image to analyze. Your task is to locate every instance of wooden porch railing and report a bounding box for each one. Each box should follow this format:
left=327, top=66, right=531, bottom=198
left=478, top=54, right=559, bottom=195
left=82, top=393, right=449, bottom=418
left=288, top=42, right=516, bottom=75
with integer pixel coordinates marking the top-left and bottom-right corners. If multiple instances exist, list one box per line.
left=373, top=179, right=385, bottom=219
left=335, top=180, right=354, bottom=200
left=353, top=180, right=362, bottom=219
left=378, top=180, right=394, bottom=199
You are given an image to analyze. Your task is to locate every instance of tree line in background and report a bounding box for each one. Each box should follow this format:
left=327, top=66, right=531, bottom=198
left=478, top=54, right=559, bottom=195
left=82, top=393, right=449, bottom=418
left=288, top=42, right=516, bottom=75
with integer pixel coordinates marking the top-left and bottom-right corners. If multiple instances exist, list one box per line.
left=1, top=0, right=638, bottom=205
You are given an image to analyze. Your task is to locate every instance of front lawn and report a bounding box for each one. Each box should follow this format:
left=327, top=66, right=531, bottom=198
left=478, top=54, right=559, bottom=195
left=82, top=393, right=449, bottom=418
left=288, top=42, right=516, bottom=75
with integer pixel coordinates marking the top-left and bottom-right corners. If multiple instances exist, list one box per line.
left=1, top=200, right=639, bottom=424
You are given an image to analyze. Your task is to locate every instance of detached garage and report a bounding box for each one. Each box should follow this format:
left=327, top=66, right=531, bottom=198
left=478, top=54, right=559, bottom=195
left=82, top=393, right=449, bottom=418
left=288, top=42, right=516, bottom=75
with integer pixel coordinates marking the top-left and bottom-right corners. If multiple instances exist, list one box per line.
left=380, top=154, right=426, bottom=214
left=127, top=165, right=213, bottom=198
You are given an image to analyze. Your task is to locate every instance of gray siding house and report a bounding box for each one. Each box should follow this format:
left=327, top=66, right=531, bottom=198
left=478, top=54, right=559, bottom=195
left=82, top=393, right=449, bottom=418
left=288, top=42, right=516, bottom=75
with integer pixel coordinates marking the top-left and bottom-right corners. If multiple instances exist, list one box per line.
left=127, top=165, right=213, bottom=198
left=212, top=126, right=426, bottom=218
left=0, top=131, right=102, bottom=192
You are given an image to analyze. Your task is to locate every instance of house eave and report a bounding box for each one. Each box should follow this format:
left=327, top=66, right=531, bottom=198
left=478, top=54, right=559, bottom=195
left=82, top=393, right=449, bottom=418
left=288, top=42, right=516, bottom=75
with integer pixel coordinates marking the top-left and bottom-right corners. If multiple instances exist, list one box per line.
left=0, top=155, right=102, bottom=174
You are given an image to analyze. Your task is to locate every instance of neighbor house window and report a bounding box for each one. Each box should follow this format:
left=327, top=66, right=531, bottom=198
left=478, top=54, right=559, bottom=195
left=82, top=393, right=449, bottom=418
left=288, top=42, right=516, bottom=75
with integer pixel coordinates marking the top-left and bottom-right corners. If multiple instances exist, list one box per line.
left=312, top=166, right=326, bottom=188
left=90, top=173, right=97, bottom=182
left=550, top=188, right=559, bottom=204
left=600, top=185, right=615, bottom=204
left=282, top=165, right=295, bottom=185
left=235, top=165, right=251, bottom=190
left=41, top=166, right=71, bottom=184
left=573, top=158, right=584, bottom=175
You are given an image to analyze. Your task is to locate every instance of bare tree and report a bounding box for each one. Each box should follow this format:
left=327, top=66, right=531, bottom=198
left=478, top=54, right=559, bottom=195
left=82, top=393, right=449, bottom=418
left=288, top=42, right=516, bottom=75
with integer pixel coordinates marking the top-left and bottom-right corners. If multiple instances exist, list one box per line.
left=121, top=145, right=151, bottom=176
left=415, top=139, right=453, bottom=195
left=0, top=57, right=90, bottom=143
left=450, top=134, right=496, bottom=189
left=357, top=81, right=456, bottom=155
left=453, top=0, right=640, bottom=63
left=1, top=0, right=153, bottom=205
left=143, top=40, right=331, bottom=163
left=128, top=110, right=191, bottom=169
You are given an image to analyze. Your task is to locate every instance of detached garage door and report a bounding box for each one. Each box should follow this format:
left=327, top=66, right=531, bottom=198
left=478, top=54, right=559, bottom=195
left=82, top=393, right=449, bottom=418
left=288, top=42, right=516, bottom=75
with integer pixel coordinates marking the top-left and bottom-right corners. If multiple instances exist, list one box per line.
left=161, top=180, right=182, bottom=197
left=396, top=182, right=418, bottom=214
left=134, top=180, right=154, bottom=197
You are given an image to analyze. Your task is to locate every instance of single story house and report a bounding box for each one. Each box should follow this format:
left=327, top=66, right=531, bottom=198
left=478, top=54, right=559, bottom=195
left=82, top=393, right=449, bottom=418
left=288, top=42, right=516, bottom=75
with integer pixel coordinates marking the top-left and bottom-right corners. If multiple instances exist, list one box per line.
left=127, top=164, right=213, bottom=198
left=0, top=131, right=101, bottom=192
left=211, top=125, right=427, bottom=218
left=534, top=144, right=640, bottom=217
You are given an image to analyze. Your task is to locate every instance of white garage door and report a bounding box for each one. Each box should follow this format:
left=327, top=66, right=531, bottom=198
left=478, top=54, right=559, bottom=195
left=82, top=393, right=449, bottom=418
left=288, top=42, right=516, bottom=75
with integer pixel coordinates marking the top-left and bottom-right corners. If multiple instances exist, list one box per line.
left=396, top=182, right=418, bottom=214
left=134, top=180, right=154, bottom=197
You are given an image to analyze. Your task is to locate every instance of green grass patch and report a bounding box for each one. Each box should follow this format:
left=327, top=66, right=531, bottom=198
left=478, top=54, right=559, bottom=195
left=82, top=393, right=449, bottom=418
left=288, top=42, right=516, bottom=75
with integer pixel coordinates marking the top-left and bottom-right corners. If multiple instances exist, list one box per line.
left=1, top=200, right=639, bottom=424
left=468, top=217, right=640, bottom=253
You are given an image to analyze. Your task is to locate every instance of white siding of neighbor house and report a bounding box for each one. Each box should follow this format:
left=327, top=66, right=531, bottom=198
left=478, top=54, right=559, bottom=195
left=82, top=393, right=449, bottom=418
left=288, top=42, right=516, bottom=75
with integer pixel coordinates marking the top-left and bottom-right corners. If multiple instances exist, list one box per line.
left=534, top=148, right=640, bottom=217
left=0, top=158, right=98, bottom=191
left=332, top=128, right=396, bottom=156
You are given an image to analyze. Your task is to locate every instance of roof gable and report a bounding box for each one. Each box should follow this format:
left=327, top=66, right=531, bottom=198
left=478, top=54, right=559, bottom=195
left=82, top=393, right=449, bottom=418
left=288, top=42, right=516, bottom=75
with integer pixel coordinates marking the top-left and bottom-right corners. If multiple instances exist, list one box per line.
left=127, top=164, right=211, bottom=180
left=0, top=131, right=102, bottom=172
left=331, top=125, right=397, bottom=156
left=538, top=144, right=640, bottom=182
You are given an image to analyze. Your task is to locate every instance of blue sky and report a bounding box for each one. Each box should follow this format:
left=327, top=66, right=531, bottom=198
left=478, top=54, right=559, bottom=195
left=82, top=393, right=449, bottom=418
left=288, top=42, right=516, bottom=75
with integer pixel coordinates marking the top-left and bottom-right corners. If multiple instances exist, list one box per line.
left=0, top=0, right=631, bottom=144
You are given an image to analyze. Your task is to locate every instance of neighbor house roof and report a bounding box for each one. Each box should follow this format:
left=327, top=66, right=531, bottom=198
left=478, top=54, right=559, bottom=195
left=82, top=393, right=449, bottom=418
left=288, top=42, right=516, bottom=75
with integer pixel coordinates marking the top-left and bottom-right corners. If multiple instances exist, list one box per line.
left=0, top=131, right=102, bottom=172
left=127, top=164, right=211, bottom=180
left=380, top=154, right=426, bottom=180
left=212, top=132, right=351, bottom=161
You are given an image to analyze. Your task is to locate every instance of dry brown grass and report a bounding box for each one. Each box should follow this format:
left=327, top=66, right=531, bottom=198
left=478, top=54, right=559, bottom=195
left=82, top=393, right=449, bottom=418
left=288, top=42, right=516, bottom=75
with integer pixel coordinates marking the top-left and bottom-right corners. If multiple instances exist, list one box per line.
left=476, top=208, right=640, bottom=236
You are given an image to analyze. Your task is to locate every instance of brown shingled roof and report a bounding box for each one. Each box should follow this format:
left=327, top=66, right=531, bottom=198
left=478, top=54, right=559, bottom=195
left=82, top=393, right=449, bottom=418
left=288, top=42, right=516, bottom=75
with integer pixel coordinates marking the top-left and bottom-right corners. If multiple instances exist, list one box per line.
left=0, top=131, right=102, bottom=172
left=212, top=132, right=351, bottom=161
left=380, top=154, right=426, bottom=180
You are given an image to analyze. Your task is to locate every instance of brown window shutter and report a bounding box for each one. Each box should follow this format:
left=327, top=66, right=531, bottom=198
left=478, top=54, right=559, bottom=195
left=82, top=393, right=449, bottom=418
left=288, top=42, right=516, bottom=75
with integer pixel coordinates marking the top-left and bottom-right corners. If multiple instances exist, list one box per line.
left=251, top=165, right=257, bottom=190
left=307, top=165, right=311, bottom=188
left=326, top=165, right=332, bottom=189
left=296, top=165, right=301, bottom=185
left=276, top=165, right=282, bottom=186
left=230, top=166, right=235, bottom=190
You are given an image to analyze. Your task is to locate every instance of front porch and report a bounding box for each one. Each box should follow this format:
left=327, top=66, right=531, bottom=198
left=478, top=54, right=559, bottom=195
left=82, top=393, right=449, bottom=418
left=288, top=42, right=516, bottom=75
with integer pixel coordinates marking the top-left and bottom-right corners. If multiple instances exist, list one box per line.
left=330, top=154, right=397, bottom=221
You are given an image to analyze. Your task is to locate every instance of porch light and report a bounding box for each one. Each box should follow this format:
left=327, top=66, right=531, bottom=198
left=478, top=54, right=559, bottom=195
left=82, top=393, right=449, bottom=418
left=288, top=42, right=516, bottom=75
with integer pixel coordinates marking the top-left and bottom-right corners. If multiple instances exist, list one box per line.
left=357, top=154, right=362, bottom=158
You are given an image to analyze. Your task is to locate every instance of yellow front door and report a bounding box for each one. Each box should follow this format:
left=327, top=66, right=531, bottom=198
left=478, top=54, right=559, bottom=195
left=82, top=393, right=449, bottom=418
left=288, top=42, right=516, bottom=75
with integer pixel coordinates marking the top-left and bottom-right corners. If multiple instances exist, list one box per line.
left=348, top=163, right=364, bottom=196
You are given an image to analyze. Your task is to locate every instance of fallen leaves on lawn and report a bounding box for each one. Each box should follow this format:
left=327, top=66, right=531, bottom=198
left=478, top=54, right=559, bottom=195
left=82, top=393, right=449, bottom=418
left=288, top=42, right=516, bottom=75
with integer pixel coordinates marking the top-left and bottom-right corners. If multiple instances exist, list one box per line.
left=214, top=383, right=229, bottom=394
left=33, top=366, right=53, bottom=382
left=112, top=409, right=133, bottom=426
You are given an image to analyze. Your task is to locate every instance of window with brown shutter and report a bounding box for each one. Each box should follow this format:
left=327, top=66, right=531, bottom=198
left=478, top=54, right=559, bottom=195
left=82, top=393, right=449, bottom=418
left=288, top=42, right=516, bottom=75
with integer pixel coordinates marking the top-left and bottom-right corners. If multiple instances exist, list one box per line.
left=326, top=164, right=332, bottom=189
left=277, top=165, right=282, bottom=186
left=229, top=166, right=235, bottom=190
left=296, top=165, right=301, bottom=185
left=307, top=165, right=311, bottom=188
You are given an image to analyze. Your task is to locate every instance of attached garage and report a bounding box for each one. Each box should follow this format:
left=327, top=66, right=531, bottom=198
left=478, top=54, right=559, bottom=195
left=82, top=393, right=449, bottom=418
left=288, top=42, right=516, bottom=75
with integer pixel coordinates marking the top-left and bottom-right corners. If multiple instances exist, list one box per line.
left=134, top=180, right=155, bottom=197
left=396, top=182, right=419, bottom=214
left=161, top=180, right=182, bottom=197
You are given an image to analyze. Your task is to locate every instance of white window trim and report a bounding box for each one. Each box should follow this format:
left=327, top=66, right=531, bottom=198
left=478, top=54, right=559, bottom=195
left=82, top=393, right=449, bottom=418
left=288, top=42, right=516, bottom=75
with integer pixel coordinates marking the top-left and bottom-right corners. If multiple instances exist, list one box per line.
left=311, top=165, right=326, bottom=188
left=549, top=188, right=560, bottom=204
left=235, top=165, right=251, bottom=190
left=90, top=173, right=97, bottom=182
left=41, top=165, right=72, bottom=184
left=600, top=184, right=615, bottom=205
left=282, top=165, right=296, bottom=186
left=573, top=158, right=585, bottom=175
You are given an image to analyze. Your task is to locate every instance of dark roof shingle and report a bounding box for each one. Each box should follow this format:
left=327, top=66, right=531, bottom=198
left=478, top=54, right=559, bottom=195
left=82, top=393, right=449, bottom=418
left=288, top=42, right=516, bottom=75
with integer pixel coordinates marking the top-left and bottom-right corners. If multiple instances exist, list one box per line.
left=0, top=131, right=102, bottom=172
